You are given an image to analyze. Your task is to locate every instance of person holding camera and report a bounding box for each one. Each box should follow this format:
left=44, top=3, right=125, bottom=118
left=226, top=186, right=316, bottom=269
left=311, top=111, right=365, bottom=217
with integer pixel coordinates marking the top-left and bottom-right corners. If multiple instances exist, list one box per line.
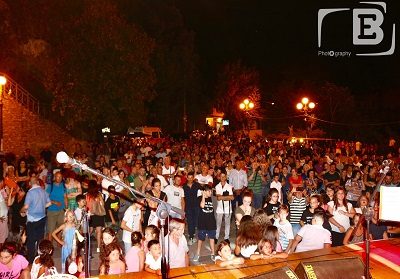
left=215, top=172, right=234, bottom=243
left=247, top=162, right=266, bottom=209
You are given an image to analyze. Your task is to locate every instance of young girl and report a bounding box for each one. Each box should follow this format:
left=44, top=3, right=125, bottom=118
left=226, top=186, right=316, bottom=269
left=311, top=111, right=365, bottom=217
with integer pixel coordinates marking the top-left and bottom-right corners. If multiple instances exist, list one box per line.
left=0, top=242, right=29, bottom=279
left=52, top=210, right=77, bottom=273
left=263, top=226, right=283, bottom=253
left=100, top=228, right=121, bottom=260
left=234, top=220, right=262, bottom=259
left=263, top=188, right=281, bottom=223
left=343, top=213, right=365, bottom=245
left=328, top=186, right=356, bottom=247
left=30, top=240, right=55, bottom=279
left=144, top=240, right=162, bottom=275
left=121, top=199, right=143, bottom=252
left=250, top=239, right=288, bottom=260
left=215, top=240, right=244, bottom=267
left=144, top=225, right=160, bottom=253
left=126, top=231, right=145, bottom=272
left=99, top=242, right=126, bottom=275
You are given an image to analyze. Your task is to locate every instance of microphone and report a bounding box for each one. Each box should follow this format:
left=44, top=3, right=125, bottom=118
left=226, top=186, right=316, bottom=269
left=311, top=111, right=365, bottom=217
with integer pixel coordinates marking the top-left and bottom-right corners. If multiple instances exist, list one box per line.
left=56, top=152, right=77, bottom=165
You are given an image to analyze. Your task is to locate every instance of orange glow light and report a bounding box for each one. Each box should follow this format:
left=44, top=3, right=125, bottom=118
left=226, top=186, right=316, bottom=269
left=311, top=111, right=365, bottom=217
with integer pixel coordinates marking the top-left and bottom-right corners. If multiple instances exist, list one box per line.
left=301, top=97, right=309, bottom=105
left=0, top=76, right=6, bottom=86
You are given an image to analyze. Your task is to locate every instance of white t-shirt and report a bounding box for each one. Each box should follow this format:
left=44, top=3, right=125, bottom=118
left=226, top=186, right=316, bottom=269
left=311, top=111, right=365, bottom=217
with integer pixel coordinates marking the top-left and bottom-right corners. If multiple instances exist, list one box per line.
left=145, top=253, right=161, bottom=271
left=162, top=165, right=176, bottom=185
left=122, top=206, right=142, bottom=243
left=195, top=174, right=213, bottom=186
left=165, top=234, right=189, bottom=268
left=296, top=224, right=332, bottom=253
left=328, top=201, right=352, bottom=233
left=163, top=185, right=184, bottom=209
left=270, top=180, right=283, bottom=203
left=215, top=182, right=233, bottom=214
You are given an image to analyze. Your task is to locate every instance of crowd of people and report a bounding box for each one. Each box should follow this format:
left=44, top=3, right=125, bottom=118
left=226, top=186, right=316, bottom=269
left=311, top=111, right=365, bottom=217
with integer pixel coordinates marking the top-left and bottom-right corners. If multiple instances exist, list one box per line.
left=0, top=131, right=399, bottom=278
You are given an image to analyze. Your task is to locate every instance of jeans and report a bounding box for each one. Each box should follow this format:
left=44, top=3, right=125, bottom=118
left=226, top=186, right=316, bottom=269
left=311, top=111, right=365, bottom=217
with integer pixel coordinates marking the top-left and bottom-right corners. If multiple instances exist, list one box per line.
left=124, top=241, right=132, bottom=253
left=186, top=207, right=199, bottom=238
left=291, top=223, right=301, bottom=236
left=26, top=217, right=47, bottom=263
left=216, top=213, right=231, bottom=240
left=252, top=192, right=263, bottom=209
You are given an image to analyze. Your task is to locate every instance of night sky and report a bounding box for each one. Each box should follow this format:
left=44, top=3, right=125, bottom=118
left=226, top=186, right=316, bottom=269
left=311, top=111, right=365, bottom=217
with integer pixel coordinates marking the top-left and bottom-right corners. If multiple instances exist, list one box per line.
left=177, top=0, right=400, bottom=95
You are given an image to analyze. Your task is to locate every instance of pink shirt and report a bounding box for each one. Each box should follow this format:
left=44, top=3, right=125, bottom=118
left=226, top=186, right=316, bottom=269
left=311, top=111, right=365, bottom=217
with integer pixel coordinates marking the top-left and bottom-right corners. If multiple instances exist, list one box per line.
left=0, top=254, right=29, bottom=279
left=165, top=235, right=189, bottom=268
left=126, top=246, right=142, bottom=273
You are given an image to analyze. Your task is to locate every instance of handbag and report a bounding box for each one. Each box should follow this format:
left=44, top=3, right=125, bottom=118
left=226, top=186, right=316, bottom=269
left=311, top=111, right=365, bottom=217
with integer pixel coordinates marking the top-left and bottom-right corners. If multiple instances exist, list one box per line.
left=91, top=196, right=106, bottom=216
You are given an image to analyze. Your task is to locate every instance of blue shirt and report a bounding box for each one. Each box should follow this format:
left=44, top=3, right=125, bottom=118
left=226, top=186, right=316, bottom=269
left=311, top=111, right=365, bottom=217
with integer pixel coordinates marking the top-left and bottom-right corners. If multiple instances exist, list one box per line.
left=46, top=182, right=66, bottom=211
left=25, top=185, right=50, bottom=222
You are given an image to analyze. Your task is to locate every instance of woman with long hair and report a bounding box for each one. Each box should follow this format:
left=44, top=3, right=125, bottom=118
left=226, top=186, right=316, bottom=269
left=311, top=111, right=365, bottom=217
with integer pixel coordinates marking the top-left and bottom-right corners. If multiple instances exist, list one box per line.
left=86, top=180, right=106, bottom=253
left=235, top=190, right=256, bottom=229
left=234, top=220, right=263, bottom=259
left=30, top=239, right=55, bottom=279
left=328, top=186, right=356, bottom=247
left=99, top=242, right=126, bottom=275
left=144, top=178, right=167, bottom=226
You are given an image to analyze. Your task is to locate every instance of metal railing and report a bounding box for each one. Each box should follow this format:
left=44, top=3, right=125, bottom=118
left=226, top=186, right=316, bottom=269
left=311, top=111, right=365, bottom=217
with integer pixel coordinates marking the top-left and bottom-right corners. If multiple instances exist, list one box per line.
left=1, top=73, right=42, bottom=115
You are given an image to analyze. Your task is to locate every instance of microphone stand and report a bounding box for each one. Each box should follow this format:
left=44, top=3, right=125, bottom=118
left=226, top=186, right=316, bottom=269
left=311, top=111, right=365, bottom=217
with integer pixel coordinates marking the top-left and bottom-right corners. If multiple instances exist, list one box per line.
left=82, top=210, right=90, bottom=278
left=57, top=152, right=185, bottom=279
left=363, top=207, right=374, bottom=279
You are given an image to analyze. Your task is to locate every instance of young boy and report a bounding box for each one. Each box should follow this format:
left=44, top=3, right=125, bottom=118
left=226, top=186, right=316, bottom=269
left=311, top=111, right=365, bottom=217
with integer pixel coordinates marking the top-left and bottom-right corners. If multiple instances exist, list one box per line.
left=104, top=185, right=120, bottom=232
left=273, top=204, right=294, bottom=253
left=74, top=194, right=87, bottom=224
left=144, top=239, right=161, bottom=275
left=193, top=185, right=217, bottom=262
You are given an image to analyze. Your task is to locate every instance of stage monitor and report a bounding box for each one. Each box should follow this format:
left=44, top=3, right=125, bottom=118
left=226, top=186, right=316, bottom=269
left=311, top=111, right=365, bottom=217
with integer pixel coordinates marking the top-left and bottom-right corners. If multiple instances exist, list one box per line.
left=294, top=256, right=364, bottom=279
left=244, top=266, right=298, bottom=279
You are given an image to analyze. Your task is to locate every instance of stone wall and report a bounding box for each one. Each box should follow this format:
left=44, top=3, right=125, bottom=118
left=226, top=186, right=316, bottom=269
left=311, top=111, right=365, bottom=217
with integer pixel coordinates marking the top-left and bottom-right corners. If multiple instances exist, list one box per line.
left=2, top=97, right=85, bottom=158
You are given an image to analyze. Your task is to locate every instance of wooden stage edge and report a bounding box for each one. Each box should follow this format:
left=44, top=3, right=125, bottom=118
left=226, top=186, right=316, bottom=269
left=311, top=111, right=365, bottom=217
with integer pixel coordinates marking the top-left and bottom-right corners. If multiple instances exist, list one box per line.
left=95, top=238, right=400, bottom=279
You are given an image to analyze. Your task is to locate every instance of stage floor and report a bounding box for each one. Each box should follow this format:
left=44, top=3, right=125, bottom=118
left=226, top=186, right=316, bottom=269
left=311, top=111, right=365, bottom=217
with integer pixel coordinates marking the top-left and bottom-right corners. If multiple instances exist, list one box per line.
left=96, top=238, right=400, bottom=279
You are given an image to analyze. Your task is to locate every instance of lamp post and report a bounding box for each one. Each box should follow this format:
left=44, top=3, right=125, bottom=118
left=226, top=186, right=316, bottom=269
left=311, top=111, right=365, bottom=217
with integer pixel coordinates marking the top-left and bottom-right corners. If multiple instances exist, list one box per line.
left=0, top=75, right=6, bottom=153
left=296, top=97, right=316, bottom=138
left=239, top=98, right=255, bottom=130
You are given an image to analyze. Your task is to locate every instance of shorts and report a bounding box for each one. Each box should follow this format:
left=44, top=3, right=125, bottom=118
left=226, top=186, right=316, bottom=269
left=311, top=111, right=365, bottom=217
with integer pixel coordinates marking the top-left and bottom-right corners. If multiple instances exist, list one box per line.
left=47, top=210, right=65, bottom=234
left=90, top=215, right=105, bottom=228
left=198, top=229, right=216, bottom=241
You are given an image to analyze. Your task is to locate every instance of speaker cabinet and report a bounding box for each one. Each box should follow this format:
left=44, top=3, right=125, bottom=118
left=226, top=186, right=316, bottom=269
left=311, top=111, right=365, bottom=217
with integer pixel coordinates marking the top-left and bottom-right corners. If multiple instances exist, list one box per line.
left=294, top=256, right=364, bottom=279
left=244, top=266, right=299, bottom=279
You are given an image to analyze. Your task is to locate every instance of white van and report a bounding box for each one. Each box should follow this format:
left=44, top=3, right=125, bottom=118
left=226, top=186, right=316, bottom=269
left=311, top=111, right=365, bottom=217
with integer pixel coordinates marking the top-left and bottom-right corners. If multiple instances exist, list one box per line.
left=127, top=126, right=163, bottom=139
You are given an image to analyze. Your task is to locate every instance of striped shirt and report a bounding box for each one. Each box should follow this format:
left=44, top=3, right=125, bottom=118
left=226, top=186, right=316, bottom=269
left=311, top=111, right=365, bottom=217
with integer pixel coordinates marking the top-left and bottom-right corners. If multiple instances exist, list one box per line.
left=289, top=197, right=307, bottom=224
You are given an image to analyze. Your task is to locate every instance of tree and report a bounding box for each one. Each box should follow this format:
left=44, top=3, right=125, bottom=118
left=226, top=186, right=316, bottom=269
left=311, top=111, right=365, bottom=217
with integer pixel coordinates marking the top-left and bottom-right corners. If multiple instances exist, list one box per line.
left=8, top=0, right=156, bottom=137
left=118, top=0, right=202, bottom=133
left=215, top=61, right=262, bottom=129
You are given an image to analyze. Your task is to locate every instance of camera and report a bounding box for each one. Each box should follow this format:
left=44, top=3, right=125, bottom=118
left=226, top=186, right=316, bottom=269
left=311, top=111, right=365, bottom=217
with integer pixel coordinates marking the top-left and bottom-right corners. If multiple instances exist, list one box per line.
left=296, top=187, right=304, bottom=192
left=223, top=190, right=229, bottom=196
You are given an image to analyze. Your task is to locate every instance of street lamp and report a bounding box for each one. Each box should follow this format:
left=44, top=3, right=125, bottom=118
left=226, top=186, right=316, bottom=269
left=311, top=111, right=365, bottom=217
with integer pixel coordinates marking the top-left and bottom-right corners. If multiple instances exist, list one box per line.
left=239, top=98, right=255, bottom=130
left=296, top=97, right=316, bottom=138
left=239, top=98, right=255, bottom=112
left=0, top=75, right=7, bottom=152
left=296, top=97, right=315, bottom=114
